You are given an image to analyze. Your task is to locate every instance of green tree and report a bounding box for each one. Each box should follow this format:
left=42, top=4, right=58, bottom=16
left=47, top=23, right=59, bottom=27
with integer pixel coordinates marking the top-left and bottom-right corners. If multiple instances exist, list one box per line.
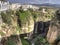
left=56, top=9, right=60, bottom=21
left=1, top=12, right=12, bottom=25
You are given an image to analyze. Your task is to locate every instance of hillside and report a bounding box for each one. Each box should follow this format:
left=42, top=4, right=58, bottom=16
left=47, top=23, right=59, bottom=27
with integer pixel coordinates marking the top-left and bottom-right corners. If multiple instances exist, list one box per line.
left=0, top=7, right=60, bottom=45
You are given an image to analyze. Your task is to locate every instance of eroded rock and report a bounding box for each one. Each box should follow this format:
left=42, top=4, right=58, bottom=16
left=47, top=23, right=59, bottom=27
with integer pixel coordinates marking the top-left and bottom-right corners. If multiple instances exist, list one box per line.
left=47, top=21, right=60, bottom=45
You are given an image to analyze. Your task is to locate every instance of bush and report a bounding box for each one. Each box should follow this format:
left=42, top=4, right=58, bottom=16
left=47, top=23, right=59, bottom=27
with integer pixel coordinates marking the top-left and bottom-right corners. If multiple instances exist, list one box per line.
left=35, top=36, right=50, bottom=45
left=16, top=10, right=32, bottom=24
left=21, top=38, right=30, bottom=45
left=56, top=9, right=60, bottom=21
left=1, top=12, right=12, bottom=25
left=4, top=38, right=16, bottom=45
left=0, top=32, right=4, bottom=36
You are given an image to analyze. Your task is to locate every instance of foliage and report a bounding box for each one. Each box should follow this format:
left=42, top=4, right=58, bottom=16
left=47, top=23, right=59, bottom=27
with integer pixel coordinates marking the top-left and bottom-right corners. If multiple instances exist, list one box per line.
left=16, top=26, right=21, bottom=35
left=0, top=32, right=4, bottom=36
left=56, top=9, right=60, bottom=21
left=1, top=12, right=12, bottom=25
left=28, top=8, right=33, bottom=12
left=21, top=38, right=30, bottom=45
left=16, top=10, right=32, bottom=24
left=50, top=9, right=60, bottom=27
left=5, top=38, right=16, bottom=45
left=35, top=36, right=50, bottom=45
left=32, top=11, right=38, bottom=21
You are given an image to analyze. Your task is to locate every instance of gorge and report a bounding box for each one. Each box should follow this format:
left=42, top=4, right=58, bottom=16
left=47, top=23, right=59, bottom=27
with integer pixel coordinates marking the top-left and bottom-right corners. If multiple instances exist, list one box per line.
left=0, top=5, right=60, bottom=45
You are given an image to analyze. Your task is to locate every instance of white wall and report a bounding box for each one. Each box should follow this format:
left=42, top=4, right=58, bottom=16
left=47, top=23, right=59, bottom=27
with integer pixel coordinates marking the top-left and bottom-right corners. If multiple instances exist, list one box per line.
left=10, top=3, right=21, bottom=10
left=0, top=1, right=9, bottom=11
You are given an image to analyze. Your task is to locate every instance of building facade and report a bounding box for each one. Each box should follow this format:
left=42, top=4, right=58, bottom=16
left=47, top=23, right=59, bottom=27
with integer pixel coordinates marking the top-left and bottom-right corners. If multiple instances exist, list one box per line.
left=21, top=4, right=39, bottom=11
left=0, top=1, right=9, bottom=11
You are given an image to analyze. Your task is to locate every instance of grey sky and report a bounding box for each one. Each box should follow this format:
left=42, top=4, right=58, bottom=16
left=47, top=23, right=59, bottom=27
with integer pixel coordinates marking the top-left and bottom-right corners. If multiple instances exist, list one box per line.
left=7, top=0, right=60, bottom=4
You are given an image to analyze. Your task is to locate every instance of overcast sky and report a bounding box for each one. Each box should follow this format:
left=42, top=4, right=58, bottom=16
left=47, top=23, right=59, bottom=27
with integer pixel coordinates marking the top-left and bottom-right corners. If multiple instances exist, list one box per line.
left=7, top=0, right=60, bottom=4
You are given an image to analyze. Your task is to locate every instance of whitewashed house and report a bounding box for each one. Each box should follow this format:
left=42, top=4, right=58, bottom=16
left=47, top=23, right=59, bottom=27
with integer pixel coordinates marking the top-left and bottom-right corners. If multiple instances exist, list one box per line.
left=21, top=4, right=32, bottom=11
left=0, top=1, right=9, bottom=11
left=31, top=5, right=39, bottom=10
left=21, top=4, right=39, bottom=11
left=42, top=8, right=47, bottom=13
left=10, top=3, right=21, bottom=10
left=0, top=1, right=39, bottom=11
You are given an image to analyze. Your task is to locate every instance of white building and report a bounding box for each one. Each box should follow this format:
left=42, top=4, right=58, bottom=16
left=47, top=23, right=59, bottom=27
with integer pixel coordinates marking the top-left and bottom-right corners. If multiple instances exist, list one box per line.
left=21, top=4, right=39, bottom=11
left=10, top=3, right=21, bottom=10
left=0, top=1, right=39, bottom=11
left=0, top=1, right=9, bottom=11
left=0, top=1, right=21, bottom=11
left=21, top=4, right=32, bottom=11
left=32, top=5, right=39, bottom=10
left=10, top=4, right=39, bottom=11
left=42, top=8, right=47, bottom=13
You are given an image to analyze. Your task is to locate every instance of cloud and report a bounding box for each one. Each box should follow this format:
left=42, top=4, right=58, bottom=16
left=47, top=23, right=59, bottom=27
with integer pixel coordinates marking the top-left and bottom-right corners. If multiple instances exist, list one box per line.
left=7, top=0, right=60, bottom=4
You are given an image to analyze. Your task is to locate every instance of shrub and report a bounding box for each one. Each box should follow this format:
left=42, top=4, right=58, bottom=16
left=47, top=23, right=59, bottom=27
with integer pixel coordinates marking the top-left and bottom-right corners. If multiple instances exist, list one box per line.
left=5, top=38, right=16, bottom=45
left=21, top=38, right=30, bottom=45
left=35, top=36, right=50, bottom=45
left=1, top=12, right=12, bottom=25
left=16, top=10, right=32, bottom=24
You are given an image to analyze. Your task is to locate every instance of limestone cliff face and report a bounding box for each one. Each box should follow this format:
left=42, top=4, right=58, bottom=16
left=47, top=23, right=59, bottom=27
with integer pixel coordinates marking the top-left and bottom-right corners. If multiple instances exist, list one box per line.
left=47, top=26, right=58, bottom=44
left=20, top=16, right=34, bottom=34
left=36, top=13, right=53, bottom=22
left=0, top=12, right=22, bottom=45
left=0, top=11, right=34, bottom=45
left=0, top=12, right=34, bottom=37
left=0, top=10, right=54, bottom=36
left=47, top=21, right=60, bottom=45
left=0, top=8, right=57, bottom=45
left=0, top=14, right=18, bottom=38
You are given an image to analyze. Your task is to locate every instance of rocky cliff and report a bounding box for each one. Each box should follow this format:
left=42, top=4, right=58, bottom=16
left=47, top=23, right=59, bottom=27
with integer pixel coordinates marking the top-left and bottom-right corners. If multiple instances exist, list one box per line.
left=0, top=8, right=59, bottom=45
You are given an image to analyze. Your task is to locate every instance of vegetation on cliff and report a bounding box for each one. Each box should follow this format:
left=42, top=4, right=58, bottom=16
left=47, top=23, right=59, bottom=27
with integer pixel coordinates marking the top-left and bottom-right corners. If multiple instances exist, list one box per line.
left=0, top=7, right=59, bottom=45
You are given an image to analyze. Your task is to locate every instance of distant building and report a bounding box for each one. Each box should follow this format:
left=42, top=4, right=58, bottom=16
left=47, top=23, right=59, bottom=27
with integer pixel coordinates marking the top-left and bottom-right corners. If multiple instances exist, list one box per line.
left=0, top=1, right=9, bottom=11
left=0, top=1, right=39, bottom=11
left=10, top=3, right=21, bottom=10
left=42, top=8, right=47, bottom=13
left=31, top=5, right=39, bottom=10
left=21, top=4, right=32, bottom=11
left=0, top=1, right=22, bottom=11
left=10, top=4, right=39, bottom=11
left=21, top=4, right=39, bottom=11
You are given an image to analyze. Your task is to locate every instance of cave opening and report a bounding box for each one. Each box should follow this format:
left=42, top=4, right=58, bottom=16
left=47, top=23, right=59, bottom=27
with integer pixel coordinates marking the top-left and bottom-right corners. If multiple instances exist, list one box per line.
left=34, top=21, right=50, bottom=36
